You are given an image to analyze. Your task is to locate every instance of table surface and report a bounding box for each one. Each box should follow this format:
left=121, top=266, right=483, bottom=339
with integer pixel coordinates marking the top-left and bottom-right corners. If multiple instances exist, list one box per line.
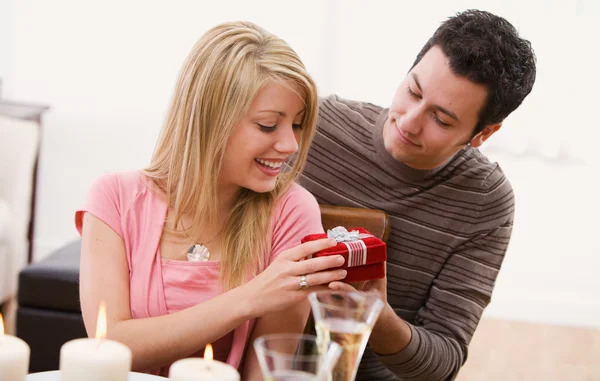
left=27, top=371, right=167, bottom=380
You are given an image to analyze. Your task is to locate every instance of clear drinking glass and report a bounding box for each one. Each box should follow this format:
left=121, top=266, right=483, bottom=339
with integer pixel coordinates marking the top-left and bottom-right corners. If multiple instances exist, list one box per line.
left=308, top=291, right=384, bottom=381
left=253, top=333, right=342, bottom=381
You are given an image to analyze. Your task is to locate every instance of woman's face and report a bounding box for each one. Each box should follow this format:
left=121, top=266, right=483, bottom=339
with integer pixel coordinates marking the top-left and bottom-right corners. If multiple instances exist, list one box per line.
left=219, top=81, right=305, bottom=195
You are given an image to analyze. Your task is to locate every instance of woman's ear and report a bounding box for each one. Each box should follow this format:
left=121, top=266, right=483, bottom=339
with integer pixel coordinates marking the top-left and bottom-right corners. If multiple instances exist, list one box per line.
left=470, top=123, right=502, bottom=148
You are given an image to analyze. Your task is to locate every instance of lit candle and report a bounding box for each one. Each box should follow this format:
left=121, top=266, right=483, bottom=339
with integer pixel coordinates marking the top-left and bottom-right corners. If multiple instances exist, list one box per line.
left=59, top=301, right=132, bottom=381
left=0, top=313, right=30, bottom=381
left=169, top=343, right=240, bottom=381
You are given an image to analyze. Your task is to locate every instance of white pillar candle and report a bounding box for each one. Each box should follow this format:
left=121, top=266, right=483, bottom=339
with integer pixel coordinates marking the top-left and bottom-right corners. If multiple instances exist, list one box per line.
left=169, top=358, right=240, bottom=381
left=169, top=344, right=240, bottom=381
left=59, top=338, right=132, bottom=381
left=59, top=301, right=132, bottom=381
left=0, top=314, right=30, bottom=381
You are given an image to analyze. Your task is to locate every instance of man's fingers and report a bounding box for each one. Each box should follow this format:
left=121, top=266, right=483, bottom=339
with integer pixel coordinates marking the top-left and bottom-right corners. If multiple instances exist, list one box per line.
left=328, top=281, right=357, bottom=292
left=349, top=281, right=366, bottom=290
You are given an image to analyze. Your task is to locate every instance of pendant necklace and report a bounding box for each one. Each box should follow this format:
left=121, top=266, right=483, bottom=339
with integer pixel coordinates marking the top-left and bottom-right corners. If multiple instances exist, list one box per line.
left=186, top=228, right=223, bottom=262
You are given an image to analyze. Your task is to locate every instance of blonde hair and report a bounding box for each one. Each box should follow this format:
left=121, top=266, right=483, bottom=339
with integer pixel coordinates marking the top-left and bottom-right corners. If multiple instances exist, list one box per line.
left=143, top=21, right=318, bottom=289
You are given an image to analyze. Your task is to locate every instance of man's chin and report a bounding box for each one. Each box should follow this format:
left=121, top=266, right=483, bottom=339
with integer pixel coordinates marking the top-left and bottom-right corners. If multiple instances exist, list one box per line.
left=385, top=147, right=429, bottom=169
left=383, top=139, right=410, bottom=163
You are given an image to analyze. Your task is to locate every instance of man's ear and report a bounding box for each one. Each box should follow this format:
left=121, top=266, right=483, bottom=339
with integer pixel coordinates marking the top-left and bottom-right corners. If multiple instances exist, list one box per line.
left=470, top=123, right=502, bottom=148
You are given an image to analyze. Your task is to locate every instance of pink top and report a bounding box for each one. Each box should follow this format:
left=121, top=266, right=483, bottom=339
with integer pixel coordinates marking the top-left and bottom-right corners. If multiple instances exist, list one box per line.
left=75, top=171, right=323, bottom=375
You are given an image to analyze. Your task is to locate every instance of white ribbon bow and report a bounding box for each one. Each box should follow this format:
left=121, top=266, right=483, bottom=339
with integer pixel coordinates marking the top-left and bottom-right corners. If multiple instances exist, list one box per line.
left=326, top=226, right=372, bottom=267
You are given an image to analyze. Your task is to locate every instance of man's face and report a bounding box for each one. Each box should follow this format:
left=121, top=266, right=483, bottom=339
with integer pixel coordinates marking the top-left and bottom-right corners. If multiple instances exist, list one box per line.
left=382, top=46, right=491, bottom=170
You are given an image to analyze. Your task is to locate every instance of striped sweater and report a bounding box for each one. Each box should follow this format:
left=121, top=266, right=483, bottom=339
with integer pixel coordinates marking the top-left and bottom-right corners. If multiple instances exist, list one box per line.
left=299, top=95, right=514, bottom=380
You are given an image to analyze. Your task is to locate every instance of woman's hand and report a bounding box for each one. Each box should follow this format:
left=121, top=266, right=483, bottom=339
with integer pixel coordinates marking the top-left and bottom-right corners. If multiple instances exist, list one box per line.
left=243, top=238, right=347, bottom=318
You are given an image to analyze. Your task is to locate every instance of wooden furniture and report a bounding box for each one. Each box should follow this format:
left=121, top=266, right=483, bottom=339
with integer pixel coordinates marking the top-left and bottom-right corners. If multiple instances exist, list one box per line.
left=319, top=204, right=391, bottom=242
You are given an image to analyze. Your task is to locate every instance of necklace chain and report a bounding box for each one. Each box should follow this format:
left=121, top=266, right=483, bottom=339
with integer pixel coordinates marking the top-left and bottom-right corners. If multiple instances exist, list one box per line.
left=184, top=224, right=224, bottom=262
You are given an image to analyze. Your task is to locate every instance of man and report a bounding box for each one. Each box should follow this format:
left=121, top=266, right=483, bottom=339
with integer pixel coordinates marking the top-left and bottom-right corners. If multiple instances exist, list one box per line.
left=300, top=9, right=536, bottom=381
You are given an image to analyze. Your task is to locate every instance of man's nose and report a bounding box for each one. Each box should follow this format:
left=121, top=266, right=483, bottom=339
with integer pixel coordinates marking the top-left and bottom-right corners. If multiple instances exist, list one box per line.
left=274, top=124, right=299, bottom=154
left=398, top=106, right=423, bottom=135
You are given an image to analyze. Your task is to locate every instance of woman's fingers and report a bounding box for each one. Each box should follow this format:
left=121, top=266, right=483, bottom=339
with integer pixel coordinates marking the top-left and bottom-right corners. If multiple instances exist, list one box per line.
left=297, top=269, right=347, bottom=289
left=283, top=238, right=338, bottom=262
left=293, top=254, right=345, bottom=275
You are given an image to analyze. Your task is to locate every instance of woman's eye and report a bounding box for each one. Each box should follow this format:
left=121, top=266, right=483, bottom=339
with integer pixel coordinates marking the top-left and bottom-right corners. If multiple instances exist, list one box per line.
left=258, top=124, right=276, bottom=133
left=292, top=123, right=303, bottom=130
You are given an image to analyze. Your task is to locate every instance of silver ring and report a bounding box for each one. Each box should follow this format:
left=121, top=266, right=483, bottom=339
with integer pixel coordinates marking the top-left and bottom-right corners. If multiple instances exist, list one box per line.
left=299, top=275, right=310, bottom=289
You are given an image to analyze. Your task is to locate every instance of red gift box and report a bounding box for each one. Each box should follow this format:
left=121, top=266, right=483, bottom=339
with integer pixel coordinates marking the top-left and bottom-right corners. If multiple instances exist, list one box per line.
left=301, top=227, right=387, bottom=283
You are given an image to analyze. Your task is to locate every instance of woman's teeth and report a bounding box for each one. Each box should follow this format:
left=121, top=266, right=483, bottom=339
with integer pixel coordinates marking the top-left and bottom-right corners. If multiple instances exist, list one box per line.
left=255, top=158, right=283, bottom=169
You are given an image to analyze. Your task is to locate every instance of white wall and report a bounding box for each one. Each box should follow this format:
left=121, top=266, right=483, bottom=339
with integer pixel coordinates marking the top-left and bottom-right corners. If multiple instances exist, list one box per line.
left=6, top=0, right=600, bottom=328
left=0, top=0, right=15, bottom=95
left=320, top=0, right=600, bottom=330
left=11, top=0, right=331, bottom=258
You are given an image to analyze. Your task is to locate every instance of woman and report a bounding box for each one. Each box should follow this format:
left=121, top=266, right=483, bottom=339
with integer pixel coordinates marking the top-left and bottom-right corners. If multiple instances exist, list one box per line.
left=75, top=21, right=346, bottom=377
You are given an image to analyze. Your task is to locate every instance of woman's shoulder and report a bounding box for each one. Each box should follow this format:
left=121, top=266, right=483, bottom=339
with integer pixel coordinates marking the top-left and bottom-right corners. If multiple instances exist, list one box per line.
left=85, top=170, right=158, bottom=212
left=76, top=171, right=152, bottom=236
left=91, top=170, right=145, bottom=188
left=89, top=170, right=148, bottom=194
left=276, top=182, right=319, bottom=212
left=272, top=182, right=321, bottom=228
left=268, top=182, right=323, bottom=260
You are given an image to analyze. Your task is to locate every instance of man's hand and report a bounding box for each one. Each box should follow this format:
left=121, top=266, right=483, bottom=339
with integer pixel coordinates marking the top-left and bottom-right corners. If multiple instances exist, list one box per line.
left=328, top=277, right=386, bottom=302
left=328, top=263, right=388, bottom=307
left=328, top=267, right=412, bottom=355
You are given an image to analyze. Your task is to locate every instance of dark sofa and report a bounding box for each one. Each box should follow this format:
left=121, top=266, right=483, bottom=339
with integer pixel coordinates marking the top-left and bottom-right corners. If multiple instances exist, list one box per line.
left=17, top=240, right=86, bottom=372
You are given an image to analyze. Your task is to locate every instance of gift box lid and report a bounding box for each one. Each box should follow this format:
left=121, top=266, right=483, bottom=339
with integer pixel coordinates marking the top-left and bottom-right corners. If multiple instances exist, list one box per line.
left=302, top=227, right=387, bottom=267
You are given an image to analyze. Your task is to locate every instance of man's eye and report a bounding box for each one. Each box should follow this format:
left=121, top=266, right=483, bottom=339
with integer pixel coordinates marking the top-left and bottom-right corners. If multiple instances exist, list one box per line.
left=406, top=86, right=421, bottom=98
left=433, top=114, right=451, bottom=128
left=258, top=124, right=276, bottom=132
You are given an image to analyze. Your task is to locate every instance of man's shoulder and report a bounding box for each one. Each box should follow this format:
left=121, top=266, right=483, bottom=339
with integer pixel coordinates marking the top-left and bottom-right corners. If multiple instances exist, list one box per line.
left=464, top=149, right=513, bottom=192
left=319, top=94, right=385, bottom=125
left=443, top=148, right=514, bottom=210
left=320, top=94, right=383, bottom=109
left=425, top=149, right=515, bottom=229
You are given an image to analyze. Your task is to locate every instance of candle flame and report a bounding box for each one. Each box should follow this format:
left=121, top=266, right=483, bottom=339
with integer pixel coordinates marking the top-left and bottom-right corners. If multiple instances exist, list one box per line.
left=204, top=343, right=213, bottom=361
left=95, top=301, right=107, bottom=339
left=0, top=313, right=4, bottom=336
